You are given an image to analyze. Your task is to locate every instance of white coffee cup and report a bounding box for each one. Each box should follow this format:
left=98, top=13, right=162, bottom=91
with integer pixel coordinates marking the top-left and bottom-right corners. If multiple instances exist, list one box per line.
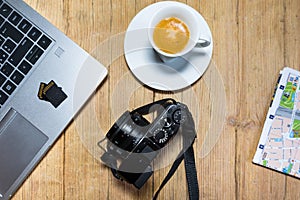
left=148, top=5, right=211, bottom=63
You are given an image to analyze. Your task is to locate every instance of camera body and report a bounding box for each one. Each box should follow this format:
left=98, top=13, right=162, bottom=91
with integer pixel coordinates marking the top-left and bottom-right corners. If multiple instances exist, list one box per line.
left=100, top=100, right=191, bottom=189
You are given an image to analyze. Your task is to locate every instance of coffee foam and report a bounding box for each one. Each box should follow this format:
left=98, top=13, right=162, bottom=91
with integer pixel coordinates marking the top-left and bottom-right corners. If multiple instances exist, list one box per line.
left=153, top=17, right=190, bottom=54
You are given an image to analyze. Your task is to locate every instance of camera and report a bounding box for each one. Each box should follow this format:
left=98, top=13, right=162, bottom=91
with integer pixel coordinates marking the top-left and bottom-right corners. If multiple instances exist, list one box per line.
left=99, top=99, right=195, bottom=189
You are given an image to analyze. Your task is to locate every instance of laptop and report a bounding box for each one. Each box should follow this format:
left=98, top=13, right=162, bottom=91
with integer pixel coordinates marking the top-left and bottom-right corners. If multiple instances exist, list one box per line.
left=0, top=0, right=107, bottom=199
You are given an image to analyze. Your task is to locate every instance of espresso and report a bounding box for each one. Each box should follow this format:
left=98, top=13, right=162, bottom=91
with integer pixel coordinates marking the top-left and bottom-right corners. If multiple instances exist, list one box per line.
left=153, top=17, right=190, bottom=54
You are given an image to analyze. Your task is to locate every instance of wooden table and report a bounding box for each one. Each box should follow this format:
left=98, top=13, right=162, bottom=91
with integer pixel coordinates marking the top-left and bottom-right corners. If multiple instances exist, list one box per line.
left=13, top=0, right=300, bottom=199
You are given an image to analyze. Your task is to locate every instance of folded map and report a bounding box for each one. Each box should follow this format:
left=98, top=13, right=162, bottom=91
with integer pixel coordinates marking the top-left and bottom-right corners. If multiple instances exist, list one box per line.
left=253, top=67, right=300, bottom=178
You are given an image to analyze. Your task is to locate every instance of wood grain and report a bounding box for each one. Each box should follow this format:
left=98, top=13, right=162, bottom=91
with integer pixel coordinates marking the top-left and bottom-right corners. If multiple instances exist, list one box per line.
left=11, top=0, right=300, bottom=199
left=236, top=1, right=286, bottom=199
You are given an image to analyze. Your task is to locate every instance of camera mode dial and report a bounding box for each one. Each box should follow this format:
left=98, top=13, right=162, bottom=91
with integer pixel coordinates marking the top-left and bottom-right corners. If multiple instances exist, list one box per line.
left=153, top=129, right=168, bottom=144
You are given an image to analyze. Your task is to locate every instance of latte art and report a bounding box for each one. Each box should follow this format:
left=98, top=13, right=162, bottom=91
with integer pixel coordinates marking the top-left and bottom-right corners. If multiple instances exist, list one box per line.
left=153, top=17, right=190, bottom=54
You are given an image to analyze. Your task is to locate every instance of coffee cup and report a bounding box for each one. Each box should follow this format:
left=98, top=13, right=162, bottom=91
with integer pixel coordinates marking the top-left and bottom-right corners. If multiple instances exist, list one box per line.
left=148, top=5, right=211, bottom=63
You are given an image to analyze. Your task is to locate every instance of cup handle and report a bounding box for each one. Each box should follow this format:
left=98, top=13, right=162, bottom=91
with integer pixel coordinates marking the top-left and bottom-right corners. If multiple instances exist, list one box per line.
left=195, top=38, right=211, bottom=48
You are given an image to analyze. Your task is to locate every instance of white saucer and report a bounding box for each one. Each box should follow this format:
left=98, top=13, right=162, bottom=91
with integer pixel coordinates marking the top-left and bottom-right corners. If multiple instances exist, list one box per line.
left=124, top=1, right=213, bottom=91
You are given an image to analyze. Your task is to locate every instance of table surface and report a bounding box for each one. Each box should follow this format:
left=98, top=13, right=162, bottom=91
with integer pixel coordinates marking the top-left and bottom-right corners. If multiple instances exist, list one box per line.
left=12, top=0, right=300, bottom=199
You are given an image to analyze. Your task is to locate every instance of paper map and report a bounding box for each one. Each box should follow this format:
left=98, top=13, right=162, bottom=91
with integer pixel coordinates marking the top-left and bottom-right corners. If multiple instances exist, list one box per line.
left=253, top=67, right=300, bottom=178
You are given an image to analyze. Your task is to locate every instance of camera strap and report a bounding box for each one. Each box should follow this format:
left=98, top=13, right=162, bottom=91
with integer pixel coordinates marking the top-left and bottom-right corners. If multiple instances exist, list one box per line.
left=133, top=98, right=199, bottom=200
left=153, top=132, right=198, bottom=200
left=131, top=98, right=177, bottom=115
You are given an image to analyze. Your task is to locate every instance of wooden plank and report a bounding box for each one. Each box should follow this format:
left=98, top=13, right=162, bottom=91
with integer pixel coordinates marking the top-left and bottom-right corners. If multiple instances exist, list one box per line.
left=191, top=0, right=238, bottom=199
left=107, top=0, right=155, bottom=199
left=61, top=0, right=110, bottom=199
left=236, top=0, right=287, bottom=199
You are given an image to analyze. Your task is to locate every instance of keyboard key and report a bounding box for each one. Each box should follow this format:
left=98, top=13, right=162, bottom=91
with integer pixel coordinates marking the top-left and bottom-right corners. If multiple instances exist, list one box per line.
left=3, top=80, right=16, bottom=95
left=18, top=60, right=32, bottom=75
left=0, top=90, right=8, bottom=105
left=9, top=37, right=33, bottom=66
left=0, top=72, right=5, bottom=86
left=1, top=63, right=14, bottom=77
left=0, top=49, right=8, bottom=63
left=0, top=35, right=4, bottom=46
left=18, top=19, right=32, bottom=34
left=0, top=16, right=4, bottom=25
left=3, top=39, right=16, bottom=53
left=8, top=11, right=22, bottom=26
left=0, top=22, right=23, bottom=43
left=28, top=27, right=42, bottom=41
left=38, top=35, right=52, bottom=50
left=26, top=45, right=44, bottom=65
left=10, top=70, right=24, bottom=85
left=0, top=4, right=12, bottom=18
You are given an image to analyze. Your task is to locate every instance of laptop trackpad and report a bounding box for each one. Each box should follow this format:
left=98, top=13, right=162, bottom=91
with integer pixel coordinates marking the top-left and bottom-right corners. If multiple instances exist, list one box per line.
left=0, top=109, right=48, bottom=196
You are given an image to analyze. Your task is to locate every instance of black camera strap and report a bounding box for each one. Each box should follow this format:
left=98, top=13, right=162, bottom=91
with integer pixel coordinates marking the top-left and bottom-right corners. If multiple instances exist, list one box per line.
left=134, top=98, right=199, bottom=200
left=132, top=98, right=177, bottom=115
left=153, top=131, right=198, bottom=200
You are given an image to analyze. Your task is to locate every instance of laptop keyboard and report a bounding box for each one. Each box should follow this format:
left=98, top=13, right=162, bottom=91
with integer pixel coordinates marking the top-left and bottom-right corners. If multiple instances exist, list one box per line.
left=0, top=1, right=53, bottom=106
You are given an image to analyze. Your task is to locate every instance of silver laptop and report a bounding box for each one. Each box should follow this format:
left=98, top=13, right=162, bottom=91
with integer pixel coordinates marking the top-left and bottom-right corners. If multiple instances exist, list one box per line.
left=0, top=0, right=107, bottom=199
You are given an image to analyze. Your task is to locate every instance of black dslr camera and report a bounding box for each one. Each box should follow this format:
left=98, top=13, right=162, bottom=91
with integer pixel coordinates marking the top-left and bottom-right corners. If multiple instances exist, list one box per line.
left=99, top=99, right=196, bottom=189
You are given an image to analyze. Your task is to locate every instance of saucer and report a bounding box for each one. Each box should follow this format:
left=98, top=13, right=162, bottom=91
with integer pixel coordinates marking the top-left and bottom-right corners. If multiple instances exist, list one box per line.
left=124, top=1, right=213, bottom=91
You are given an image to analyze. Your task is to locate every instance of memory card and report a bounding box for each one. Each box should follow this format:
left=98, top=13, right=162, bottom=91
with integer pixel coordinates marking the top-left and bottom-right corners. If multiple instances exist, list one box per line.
left=42, top=80, right=57, bottom=95
left=38, top=80, right=68, bottom=108
left=44, top=85, right=67, bottom=108
left=38, top=82, right=46, bottom=100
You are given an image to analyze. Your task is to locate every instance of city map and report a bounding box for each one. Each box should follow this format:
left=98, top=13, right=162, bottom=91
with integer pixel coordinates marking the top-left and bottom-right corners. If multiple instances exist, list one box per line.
left=253, top=67, right=300, bottom=178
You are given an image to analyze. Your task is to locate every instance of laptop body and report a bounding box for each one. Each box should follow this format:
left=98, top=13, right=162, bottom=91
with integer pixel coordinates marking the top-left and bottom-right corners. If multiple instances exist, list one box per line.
left=0, top=0, right=107, bottom=199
